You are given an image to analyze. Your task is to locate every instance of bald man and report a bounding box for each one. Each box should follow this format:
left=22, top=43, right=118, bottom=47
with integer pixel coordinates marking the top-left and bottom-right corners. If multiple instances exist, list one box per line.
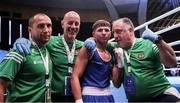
left=13, top=11, right=84, bottom=102
left=47, top=11, right=84, bottom=102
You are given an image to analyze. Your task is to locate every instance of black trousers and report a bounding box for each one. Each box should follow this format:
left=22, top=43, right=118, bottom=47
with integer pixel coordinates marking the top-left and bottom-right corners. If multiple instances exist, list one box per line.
left=128, top=94, right=180, bottom=102
left=51, top=94, right=75, bottom=102
left=151, top=94, right=180, bottom=102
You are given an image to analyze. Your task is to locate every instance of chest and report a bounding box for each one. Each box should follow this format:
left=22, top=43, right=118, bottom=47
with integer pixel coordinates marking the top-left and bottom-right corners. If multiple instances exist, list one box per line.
left=21, top=50, right=52, bottom=76
left=49, top=41, right=80, bottom=65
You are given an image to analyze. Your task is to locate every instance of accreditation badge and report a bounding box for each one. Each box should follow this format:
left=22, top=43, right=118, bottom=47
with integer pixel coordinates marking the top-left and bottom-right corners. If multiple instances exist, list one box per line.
left=67, top=63, right=74, bottom=73
left=65, top=76, right=72, bottom=96
left=124, top=75, right=136, bottom=96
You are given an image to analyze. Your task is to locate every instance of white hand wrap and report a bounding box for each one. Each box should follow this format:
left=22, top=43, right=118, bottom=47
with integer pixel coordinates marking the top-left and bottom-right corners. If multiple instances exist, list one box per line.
left=114, top=48, right=124, bottom=69
left=75, top=99, right=83, bottom=103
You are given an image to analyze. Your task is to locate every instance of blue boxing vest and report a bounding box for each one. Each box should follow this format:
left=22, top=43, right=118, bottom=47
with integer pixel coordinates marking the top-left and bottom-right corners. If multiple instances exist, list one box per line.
left=81, top=49, right=114, bottom=88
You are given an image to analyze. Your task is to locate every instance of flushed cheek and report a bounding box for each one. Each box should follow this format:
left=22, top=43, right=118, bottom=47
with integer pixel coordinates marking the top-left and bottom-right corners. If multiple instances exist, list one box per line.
left=105, top=35, right=111, bottom=40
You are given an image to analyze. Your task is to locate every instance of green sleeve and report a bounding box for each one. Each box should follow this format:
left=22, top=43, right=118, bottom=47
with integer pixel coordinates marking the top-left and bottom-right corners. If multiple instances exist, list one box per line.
left=0, top=49, right=24, bottom=80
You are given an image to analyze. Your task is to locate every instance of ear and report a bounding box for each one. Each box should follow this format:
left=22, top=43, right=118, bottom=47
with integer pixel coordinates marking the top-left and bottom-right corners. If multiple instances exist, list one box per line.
left=129, top=28, right=135, bottom=37
left=92, top=31, right=95, bottom=36
left=28, top=26, right=31, bottom=33
left=61, top=20, right=64, bottom=27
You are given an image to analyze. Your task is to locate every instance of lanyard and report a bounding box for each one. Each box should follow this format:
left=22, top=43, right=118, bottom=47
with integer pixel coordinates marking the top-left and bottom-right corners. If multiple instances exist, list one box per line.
left=31, top=41, right=49, bottom=85
left=37, top=47, right=50, bottom=86
left=36, top=46, right=51, bottom=102
left=62, top=35, right=76, bottom=74
left=31, top=41, right=51, bottom=102
left=124, top=39, right=136, bottom=73
left=124, top=51, right=131, bottom=73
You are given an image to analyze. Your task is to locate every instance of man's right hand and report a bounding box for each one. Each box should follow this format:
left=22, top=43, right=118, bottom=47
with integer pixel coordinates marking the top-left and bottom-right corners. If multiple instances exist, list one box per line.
left=13, top=38, right=31, bottom=55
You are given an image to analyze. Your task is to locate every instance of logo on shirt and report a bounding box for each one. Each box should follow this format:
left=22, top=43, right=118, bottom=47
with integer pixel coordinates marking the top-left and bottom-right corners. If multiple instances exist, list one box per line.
left=34, top=61, right=43, bottom=64
left=138, top=52, right=145, bottom=59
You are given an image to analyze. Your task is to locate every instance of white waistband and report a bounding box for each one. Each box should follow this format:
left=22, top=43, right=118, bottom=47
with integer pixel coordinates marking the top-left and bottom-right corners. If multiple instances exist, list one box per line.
left=82, top=86, right=112, bottom=96
left=164, top=87, right=180, bottom=98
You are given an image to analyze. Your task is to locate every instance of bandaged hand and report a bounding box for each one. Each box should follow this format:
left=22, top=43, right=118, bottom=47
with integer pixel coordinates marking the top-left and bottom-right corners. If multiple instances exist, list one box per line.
left=114, top=48, right=124, bottom=69
left=75, top=99, right=83, bottom=103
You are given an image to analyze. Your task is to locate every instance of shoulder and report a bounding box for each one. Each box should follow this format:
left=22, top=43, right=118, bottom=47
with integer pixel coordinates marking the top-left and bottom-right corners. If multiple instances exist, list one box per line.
left=47, top=36, right=61, bottom=47
left=108, top=42, right=118, bottom=47
left=136, top=38, right=159, bottom=56
left=107, top=42, right=118, bottom=53
left=75, top=39, right=84, bottom=48
left=1, top=49, right=24, bottom=63
left=136, top=38, right=154, bottom=47
left=49, top=36, right=60, bottom=42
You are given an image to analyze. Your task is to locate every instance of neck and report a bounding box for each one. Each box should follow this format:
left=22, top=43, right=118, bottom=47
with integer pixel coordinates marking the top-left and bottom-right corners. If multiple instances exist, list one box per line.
left=63, top=34, right=74, bottom=43
left=32, top=40, right=46, bottom=48
left=131, top=38, right=135, bottom=47
left=125, top=38, right=135, bottom=50
left=96, top=44, right=107, bottom=52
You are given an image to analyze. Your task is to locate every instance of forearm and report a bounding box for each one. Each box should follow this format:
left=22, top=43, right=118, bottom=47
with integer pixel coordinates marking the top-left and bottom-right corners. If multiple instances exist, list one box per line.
left=156, top=40, right=177, bottom=67
left=71, top=75, right=82, bottom=100
left=112, top=66, right=123, bottom=88
left=0, top=89, right=5, bottom=102
left=112, top=48, right=124, bottom=87
left=0, top=79, right=7, bottom=102
left=71, top=47, right=89, bottom=101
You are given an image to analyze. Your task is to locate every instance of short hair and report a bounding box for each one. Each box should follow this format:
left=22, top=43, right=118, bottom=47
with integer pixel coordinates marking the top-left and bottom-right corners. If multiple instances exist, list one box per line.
left=28, top=13, right=50, bottom=27
left=113, top=17, right=134, bottom=30
left=92, top=20, right=111, bottom=32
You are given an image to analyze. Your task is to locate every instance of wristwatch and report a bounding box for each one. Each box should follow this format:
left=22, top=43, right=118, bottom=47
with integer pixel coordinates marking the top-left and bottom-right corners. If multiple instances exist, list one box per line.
left=155, top=35, right=162, bottom=44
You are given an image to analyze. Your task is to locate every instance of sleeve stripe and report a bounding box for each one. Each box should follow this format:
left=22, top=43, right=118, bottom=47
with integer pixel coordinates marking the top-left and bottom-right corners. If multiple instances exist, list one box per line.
left=9, top=52, right=23, bottom=59
left=4, top=52, right=23, bottom=62
left=5, top=55, right=23, bottom=62
left=4, top=57, right=21, bottom=64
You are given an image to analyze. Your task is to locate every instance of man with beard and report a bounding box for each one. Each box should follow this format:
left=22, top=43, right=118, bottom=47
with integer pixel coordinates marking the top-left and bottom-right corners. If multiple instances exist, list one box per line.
left=12, top=11, right=84, bottom=102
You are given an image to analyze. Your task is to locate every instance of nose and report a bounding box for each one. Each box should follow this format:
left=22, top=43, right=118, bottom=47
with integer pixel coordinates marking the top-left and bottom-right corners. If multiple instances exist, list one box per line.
left=102, top=29, right=106, bottom=34
left=71, top=23, right=77, bottom=28
left=43, top=25, right=51, bottom=32
left=113, top=33, right=118, bottom=38
left=42, top=27, right=51, bottom=36
left=113, top=33, right=119, bottom=41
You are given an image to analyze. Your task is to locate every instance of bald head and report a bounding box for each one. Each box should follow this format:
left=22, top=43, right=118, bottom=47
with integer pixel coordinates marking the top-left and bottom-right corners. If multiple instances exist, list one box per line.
left=63, top=11, right=80, bottom=21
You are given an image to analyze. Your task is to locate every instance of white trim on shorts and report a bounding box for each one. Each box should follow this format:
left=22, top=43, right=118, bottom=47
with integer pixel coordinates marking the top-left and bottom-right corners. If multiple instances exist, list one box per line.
left=164, top=87, right=180, bottom=98
left=82, top=86, right=112, bottom=96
